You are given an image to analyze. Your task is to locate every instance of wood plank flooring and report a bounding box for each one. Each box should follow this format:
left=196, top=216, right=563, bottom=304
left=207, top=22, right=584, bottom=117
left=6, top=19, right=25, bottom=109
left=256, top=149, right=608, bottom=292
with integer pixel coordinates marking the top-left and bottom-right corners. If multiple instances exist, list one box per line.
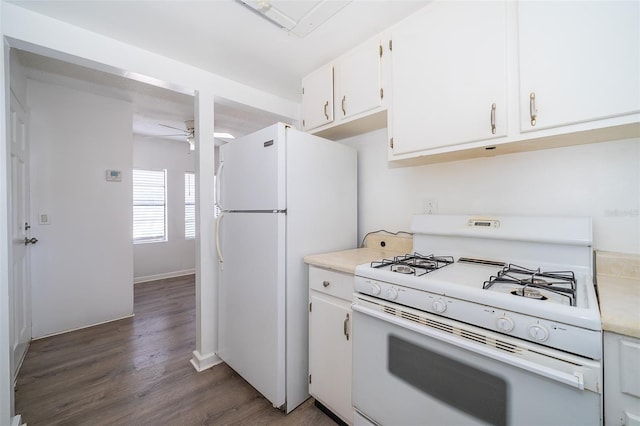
left=15, top=275, right=336, bottom=425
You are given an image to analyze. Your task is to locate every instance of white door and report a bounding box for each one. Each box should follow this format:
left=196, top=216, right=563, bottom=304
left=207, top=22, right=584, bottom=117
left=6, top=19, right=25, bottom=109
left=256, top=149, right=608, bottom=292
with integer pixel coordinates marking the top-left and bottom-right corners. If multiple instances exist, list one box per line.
left=336, top=39, right=381, bottom=120
left=309, top=292, right=352, bottom=424
left=391, top=1, right=507, bottom=154
left=217, top=211, right=286, bottom=408
left=9, top=91, right=32, bottom=380
left=518, top=1, right=640, bottom=131
left=219, top=123, right=286, bottom=211
left=301, top=63, right=334, bottom=131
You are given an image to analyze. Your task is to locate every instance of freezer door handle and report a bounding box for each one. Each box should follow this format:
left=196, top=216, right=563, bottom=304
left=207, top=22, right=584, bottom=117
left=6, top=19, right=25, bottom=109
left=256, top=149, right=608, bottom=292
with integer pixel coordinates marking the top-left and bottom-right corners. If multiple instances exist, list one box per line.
left=216, top=160, right=224, bottom=210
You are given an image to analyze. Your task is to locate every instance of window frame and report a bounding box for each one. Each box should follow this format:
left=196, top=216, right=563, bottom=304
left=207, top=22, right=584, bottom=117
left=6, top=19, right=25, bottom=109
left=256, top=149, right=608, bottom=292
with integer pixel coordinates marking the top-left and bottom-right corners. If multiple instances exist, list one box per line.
left=185, top=171, right=195, bottom=240
left=133, top=168, right=168, bottom=244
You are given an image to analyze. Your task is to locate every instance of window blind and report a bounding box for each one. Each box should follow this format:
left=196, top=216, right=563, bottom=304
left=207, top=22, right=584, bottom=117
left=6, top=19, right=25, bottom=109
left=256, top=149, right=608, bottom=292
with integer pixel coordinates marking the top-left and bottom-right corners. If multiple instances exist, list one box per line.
left=185, top=172, right=195, bottom=239
left=133, top=169, right=167, bottom=243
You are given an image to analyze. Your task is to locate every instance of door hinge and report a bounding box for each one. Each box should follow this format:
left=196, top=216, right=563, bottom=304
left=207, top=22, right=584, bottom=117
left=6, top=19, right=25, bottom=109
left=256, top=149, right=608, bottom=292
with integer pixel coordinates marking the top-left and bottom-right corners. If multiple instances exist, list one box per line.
left=379, top=44, right=383, bottom=58
left=390, top=137, right=394, bottom=149
left=309, top=302, right=312, bottom=312
left=380, top=88, right=384, bottom=100
left=309, top=374, right=312, bottom=384
left=302, top=119, right=305, bottom=128
left=302, top=87, right=305, bottom=95
left=389, top=39, right=393, bottom=51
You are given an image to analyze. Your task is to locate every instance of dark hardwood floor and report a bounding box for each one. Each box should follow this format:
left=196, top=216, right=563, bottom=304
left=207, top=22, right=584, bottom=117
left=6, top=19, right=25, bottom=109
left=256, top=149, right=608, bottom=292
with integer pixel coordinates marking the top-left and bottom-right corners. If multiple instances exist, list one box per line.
left=15, top=275, right=335, bottom=425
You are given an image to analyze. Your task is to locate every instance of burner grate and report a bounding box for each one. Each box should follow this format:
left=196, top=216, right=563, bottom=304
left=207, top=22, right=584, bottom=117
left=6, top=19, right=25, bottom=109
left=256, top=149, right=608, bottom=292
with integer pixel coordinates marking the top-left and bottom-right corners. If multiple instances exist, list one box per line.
left=483, top=264, right=577, bottom=306
left=371, top=252, right=454, bottom=277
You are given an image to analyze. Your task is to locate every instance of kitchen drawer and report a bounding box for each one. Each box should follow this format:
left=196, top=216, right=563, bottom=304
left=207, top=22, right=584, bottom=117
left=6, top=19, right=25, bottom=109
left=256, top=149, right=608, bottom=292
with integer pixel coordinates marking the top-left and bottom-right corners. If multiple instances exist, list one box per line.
left=309, top=266, right=353, bottom=302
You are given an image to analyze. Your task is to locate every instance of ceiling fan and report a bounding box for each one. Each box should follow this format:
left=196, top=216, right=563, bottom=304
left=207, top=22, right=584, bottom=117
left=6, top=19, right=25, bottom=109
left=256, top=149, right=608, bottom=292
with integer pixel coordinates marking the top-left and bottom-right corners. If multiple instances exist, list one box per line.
left=158, top=120, right=235, bottom=150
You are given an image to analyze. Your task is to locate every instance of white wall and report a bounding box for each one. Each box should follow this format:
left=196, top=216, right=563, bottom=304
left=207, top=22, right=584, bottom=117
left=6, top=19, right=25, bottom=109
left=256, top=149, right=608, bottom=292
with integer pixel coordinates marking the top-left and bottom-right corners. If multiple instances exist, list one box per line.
left=133, top=136, right=196, bottom=282
left=343, top=129, right=640, bottom=255
left=28, top=79, right=134, bottom=338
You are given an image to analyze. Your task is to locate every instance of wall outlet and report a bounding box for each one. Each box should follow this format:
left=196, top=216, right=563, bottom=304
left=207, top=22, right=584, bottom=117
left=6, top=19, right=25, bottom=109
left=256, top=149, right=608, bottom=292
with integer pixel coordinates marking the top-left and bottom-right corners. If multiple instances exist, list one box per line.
left=424, top=198, right=438, bottom=215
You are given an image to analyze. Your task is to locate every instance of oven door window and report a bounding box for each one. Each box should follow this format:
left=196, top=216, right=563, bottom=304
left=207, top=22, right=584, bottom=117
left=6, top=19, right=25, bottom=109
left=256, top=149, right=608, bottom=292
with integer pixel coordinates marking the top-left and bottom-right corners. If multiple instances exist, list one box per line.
left=389, top=334, right=507, bottom=426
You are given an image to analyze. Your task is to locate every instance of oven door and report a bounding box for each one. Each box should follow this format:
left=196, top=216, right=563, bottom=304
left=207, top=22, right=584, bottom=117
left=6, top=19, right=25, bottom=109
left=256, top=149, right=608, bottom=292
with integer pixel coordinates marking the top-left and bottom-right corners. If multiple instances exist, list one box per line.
left=352, top=297, right=602, bottom=426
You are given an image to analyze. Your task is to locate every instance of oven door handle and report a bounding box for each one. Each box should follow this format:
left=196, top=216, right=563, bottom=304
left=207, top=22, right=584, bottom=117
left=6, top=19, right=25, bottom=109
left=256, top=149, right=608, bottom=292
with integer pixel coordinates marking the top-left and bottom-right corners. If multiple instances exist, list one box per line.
left=353, top=303, right=586, bottom=391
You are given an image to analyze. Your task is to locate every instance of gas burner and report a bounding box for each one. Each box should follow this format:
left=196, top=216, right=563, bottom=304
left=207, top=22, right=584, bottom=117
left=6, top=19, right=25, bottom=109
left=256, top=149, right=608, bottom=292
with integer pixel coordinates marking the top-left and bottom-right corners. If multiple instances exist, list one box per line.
left=483, top=264, right=577, bottom=306
left=371, top=253, right=454, bottom=277
left=392, top=264, right=414, bottom=274
left=410, top=258, right=440, bottom=270
left=524, top=277, right=551, bottom=286
left=511, top=287, right=548, bottom=301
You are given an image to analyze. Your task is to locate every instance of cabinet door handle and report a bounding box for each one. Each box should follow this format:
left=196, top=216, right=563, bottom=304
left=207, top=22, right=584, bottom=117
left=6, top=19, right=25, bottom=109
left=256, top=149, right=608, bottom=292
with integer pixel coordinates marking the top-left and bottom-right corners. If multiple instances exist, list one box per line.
left=344, top=313, right=350, bottom=341
left=323, top=101, right=329, bottom=120
left=341, top=95, right=346, bottom=116
left=491, top=103, right=497, bottom=134
left=529, top=92, right=537, bottom=126
left=322, top=280, right=330, bottom=287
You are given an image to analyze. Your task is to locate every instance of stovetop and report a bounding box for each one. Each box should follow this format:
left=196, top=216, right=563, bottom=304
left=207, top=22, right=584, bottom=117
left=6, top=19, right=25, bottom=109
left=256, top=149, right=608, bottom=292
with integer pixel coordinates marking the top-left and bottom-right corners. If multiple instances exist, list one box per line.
left=354, top=215, right=602, bottom=359
left=368, top=253, right=580, bottom=307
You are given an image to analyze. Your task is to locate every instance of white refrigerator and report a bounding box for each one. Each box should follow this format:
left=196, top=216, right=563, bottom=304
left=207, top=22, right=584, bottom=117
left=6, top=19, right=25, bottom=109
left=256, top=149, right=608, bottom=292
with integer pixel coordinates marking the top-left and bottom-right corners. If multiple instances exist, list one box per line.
left=216, top=122, right=357, bottom=412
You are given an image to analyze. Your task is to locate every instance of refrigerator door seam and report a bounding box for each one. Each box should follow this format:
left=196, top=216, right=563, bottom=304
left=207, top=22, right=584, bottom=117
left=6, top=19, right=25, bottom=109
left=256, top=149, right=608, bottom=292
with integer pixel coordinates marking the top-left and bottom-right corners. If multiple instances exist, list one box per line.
left=224, top=209, right=287, bottom=214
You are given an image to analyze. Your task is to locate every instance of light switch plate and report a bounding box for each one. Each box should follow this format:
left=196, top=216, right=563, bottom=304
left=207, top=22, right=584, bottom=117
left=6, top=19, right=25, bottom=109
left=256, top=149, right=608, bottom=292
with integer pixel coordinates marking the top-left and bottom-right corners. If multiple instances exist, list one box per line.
left=39, top=212, right=50, bottom=225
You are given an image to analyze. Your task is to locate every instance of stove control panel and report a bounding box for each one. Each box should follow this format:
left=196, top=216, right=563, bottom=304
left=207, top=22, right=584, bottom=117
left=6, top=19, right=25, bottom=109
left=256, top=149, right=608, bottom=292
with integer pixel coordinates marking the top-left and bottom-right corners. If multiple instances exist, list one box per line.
left=354, top=275, right=603, bottom=360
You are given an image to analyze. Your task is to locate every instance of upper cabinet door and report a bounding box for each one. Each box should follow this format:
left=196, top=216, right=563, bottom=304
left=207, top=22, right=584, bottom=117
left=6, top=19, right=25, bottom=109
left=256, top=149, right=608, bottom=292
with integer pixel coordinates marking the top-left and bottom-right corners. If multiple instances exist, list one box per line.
left=518, top=1, right=640, bottom=132
left=302, top=63, right=334, bottom=131
left=336, top=39, right=382, bottom=120
left=391, top=1, right=508, bottom=155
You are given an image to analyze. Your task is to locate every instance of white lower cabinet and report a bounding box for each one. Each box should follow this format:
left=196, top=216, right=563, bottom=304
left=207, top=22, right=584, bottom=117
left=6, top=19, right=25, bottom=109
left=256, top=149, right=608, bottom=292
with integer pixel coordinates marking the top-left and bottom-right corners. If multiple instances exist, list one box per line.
left=308, top=266, right=353, bottom=424
left=604, top=332, right=640, bottom=426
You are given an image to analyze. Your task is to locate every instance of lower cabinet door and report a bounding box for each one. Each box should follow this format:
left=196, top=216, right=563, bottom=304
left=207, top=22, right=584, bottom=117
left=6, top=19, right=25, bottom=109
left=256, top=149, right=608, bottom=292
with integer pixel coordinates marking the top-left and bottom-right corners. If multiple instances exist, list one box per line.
left=309, top=291, right=353, bottom=424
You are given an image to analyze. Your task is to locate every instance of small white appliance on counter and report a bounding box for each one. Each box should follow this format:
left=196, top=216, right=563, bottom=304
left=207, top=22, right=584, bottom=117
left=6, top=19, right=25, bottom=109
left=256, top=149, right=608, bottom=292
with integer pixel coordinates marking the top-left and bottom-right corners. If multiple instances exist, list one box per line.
left=215, top=122, right=357, bottom=412
left=353, top=215, right=602, bottom=425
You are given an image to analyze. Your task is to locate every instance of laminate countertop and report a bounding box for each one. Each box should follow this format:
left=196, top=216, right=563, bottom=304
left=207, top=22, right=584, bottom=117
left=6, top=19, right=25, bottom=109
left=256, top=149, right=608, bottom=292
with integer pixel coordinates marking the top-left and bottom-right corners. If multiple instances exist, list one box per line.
left=596, top=251, right=640, bottom=339
left=304, top=234, right=413, bottom=275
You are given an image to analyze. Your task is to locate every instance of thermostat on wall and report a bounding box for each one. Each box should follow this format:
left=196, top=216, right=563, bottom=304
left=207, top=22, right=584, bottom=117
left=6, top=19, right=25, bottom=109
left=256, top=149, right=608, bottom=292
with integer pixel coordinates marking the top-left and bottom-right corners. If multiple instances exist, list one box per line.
left=106, top=170, right=122, bottom=182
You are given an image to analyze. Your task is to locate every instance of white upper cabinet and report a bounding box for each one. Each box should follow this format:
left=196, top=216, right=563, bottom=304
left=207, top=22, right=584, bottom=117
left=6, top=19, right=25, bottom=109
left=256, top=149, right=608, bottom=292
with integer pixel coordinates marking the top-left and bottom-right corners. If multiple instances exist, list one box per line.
left=518, top=1, right=640, bottom=132
left=390, top=1, right=508, bottom=155
left=335, top=38, right=383, bottom=120
left=301, top=33, right=390, bottom=139
left=302, top=63, right=334, bottom=131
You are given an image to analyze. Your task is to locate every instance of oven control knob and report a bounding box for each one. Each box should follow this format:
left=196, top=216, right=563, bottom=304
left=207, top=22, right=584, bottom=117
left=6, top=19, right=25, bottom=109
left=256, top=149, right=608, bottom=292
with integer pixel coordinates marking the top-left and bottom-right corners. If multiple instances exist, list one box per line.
left=432, top=299, right=447, bottom=313
left=528, top=324, right=549, bottom=342
left=496, top=316, right=515, bottom=332
left=385, top=288, right=398, bottom=300
left=371, top=283, right=381, bottom=296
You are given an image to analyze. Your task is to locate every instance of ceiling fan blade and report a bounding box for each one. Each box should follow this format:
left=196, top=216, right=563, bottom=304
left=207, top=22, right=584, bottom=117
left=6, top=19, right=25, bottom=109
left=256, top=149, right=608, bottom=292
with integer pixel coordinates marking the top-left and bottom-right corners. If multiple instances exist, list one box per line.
left=141, top=133, right=187, bottom=138
left=159, top=123, right=188, bottom=133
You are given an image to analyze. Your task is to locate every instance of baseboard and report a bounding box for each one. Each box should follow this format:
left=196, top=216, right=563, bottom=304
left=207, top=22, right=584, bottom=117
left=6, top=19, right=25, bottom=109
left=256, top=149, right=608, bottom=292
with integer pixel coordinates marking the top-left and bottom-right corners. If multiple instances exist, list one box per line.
left=13, top=341, right=30, bottom=386
left=11, top=414, right=22, bottom=426
left=134, top=269, right=195, bottom=284
left=32, top=313, right=135, bottom=340
left=190, top=350, right=223, bottom=372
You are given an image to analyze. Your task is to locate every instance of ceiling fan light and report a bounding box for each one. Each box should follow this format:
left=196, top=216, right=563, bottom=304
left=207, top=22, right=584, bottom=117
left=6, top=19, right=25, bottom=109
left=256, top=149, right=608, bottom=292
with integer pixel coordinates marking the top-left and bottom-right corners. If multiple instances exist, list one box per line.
left=214, top=132, right=235, bottom=139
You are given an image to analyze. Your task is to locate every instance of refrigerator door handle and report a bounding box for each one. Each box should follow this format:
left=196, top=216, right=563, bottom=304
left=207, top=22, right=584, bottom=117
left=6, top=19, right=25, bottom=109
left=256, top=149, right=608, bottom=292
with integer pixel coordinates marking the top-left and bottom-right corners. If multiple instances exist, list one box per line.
left=216, top=211, right=225, bottom=269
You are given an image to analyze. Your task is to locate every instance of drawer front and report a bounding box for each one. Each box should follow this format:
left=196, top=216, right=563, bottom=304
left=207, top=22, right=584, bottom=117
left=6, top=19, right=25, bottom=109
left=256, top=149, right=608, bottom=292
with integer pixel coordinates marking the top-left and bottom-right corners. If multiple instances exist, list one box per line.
left=309, top=266, right=353, bottom=301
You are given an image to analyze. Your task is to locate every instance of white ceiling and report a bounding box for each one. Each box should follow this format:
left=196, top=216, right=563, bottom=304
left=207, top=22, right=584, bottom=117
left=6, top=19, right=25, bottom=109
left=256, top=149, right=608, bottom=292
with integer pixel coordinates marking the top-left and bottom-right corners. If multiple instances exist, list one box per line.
left=9, top=0, right=428, bottom=144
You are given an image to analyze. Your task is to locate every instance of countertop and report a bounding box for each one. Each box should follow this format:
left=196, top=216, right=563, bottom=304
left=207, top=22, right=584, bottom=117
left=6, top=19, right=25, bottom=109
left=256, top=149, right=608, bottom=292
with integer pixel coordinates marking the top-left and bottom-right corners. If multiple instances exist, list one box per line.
left=304, top=234, right=413, bottom=275
left=596, top=251, right=640, bottom=339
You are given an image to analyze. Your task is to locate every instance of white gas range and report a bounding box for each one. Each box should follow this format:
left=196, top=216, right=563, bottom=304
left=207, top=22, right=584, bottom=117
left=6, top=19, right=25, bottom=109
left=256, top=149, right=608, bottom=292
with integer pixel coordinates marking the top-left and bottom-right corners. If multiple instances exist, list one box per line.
left=352, top=215, right=603, bottom=426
